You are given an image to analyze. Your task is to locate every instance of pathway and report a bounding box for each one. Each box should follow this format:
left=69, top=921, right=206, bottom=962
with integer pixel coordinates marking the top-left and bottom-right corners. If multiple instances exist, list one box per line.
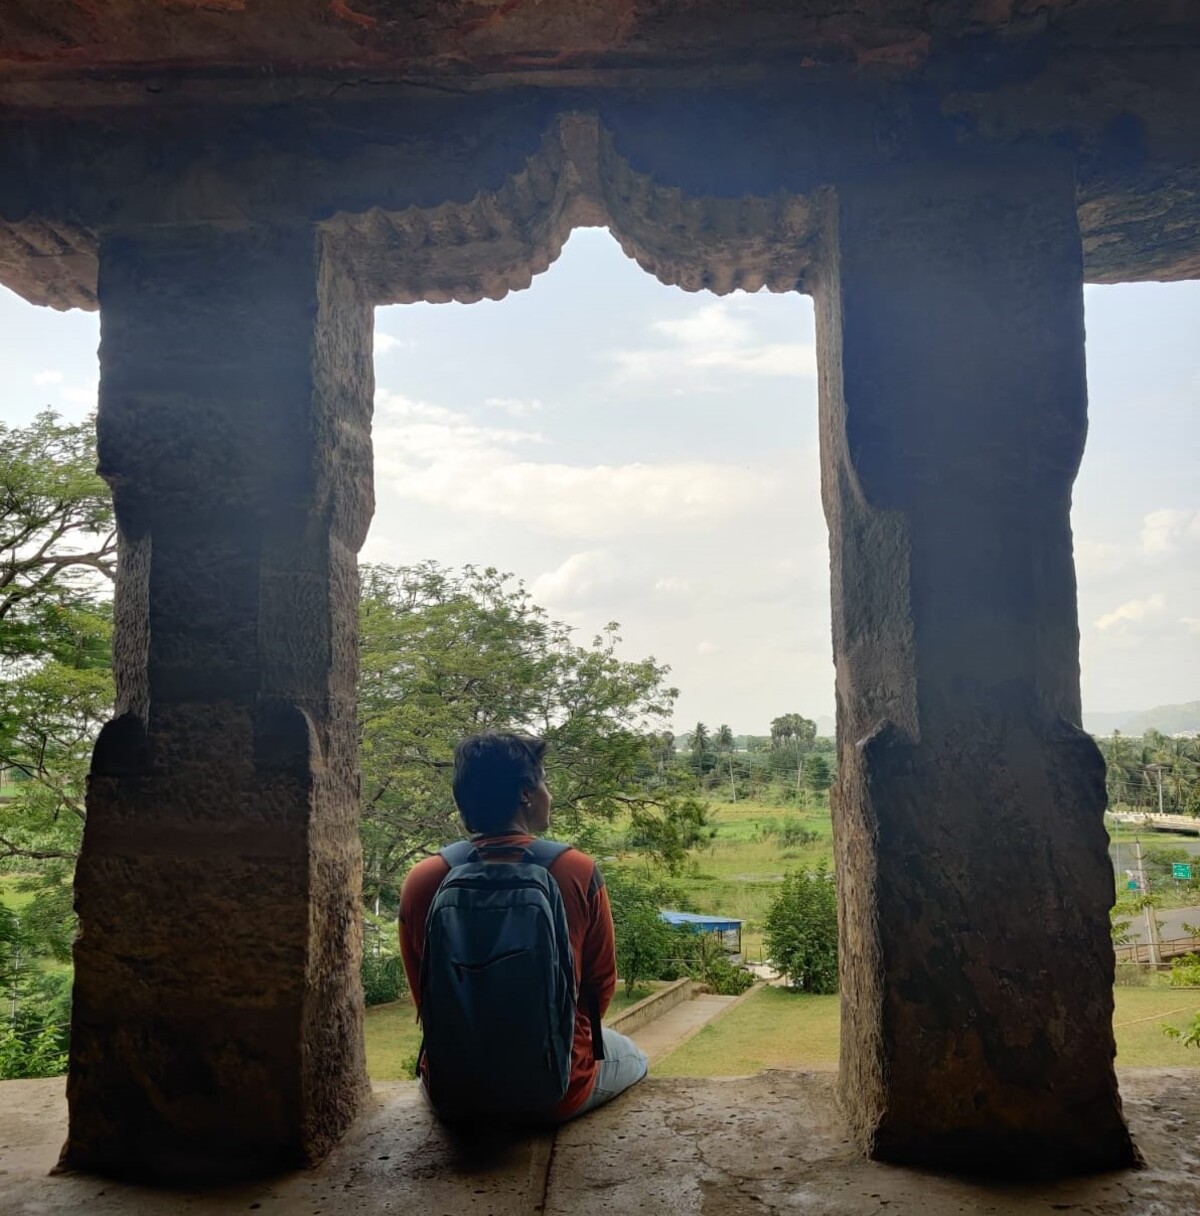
left=626, top=992, right=737, bottom=1062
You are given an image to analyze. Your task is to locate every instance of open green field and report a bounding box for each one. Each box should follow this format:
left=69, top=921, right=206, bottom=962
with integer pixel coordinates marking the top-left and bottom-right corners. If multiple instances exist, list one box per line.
left=654, top=985, right=1200, bottom=1075
left=657, top=795, right=835, bottom=961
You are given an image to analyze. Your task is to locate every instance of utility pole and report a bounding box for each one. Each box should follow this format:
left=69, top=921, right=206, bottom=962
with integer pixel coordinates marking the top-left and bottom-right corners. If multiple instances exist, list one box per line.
left=1134, top=836, right=1161, bottom=968
left=1147, top=764, right=1166, bottom=817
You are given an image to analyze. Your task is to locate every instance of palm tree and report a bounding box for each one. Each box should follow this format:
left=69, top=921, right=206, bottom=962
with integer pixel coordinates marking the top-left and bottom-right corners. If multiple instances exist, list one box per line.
left=716, top=724, right=737, bottom=802
left=690, top=722, right=710, bottom=776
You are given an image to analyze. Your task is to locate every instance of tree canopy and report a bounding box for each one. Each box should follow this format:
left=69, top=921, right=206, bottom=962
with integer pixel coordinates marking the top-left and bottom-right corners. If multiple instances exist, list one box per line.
left=1, top=409, right=116, bottom=662
left=358, top=562, right=709, bottom=906
left=1, top=412, right=114, bottom=875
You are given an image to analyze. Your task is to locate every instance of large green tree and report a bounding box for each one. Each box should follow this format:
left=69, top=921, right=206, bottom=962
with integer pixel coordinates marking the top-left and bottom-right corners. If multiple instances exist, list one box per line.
left=1, top=410, right=116, bottom=661
left=357, top=562, right=708, bottom=907
left=1, top=411, right=114, bottom=902
left=0, top=412, right=114, bottom=1060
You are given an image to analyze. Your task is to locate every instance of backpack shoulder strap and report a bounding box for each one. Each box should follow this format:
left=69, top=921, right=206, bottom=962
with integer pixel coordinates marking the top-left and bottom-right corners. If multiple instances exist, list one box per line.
left=525, top=839, right=573, bottom=871
left=438, top=841, right=476, bottom=869
left=522, top=840, right=605, bottom=1061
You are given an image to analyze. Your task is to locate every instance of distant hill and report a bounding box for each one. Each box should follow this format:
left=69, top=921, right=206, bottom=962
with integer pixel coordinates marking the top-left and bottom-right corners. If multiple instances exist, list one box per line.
left=1084, top=701, right=1200, bottom=736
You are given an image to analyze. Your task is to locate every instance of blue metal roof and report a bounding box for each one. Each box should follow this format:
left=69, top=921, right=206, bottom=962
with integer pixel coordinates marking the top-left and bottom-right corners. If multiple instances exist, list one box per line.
left=660, top=910, right=742, bottom=931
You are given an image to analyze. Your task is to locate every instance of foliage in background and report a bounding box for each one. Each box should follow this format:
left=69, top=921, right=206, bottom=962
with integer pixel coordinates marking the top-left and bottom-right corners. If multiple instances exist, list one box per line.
left=605, top=866, right=682, bottom=996
left=683, top=935, right=755, bottom=995
left=358, top=562, right=709, bottom=907
left=1, top=411, right=117, bottom=1070
left=360, top=909, right=410, bottom=1006
left=0, top=409, right=116, bottom=657
left=764, top=865, right=839, bottom=994
left=1098, top=730, right=1200, bottom=816
left=1163, top=1012, right=1200, bottom=1049
left=1, top=410, right=114, bottom=882
left=0, top=903, right=71, bottom=1078
left=1168, top=953, right=1200, bottom=988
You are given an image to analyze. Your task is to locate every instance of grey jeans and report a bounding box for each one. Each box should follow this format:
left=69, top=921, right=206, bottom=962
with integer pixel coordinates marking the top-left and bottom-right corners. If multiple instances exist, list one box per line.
left=571, top=1027, right=649, bottom=1118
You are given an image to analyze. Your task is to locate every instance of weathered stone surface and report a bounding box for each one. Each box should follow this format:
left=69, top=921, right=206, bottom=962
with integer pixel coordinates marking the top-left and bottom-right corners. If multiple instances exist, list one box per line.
left=814, top=153, right=1136, bottom=1174
left=64, top=222, right=374, bottom=1180
left=6, top=27, right=1200, bottom=308
left=0, top=1, right=1195, bottom=81
left=5, top=1073, right=1200, bottom=1214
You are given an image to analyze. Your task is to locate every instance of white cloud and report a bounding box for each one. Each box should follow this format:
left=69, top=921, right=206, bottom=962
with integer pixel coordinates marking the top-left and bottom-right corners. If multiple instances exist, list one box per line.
left=485, top=396, right=544, bottom=418
left=1181, top=617, right=1200, bottom=635
left=609, top=301, right=816, bottom=389
left=373, top=391, right=779, bottom=539
left=1074, top=538, right=1126, bottom=577
left=697, top=640, right=720, bottom=654
left=1139, top=508, right=1200, bottom=556
left=653, top=307, right=755, bottom=348
left=1095, top=594, right=1166, bottom=631
left=60, top=380, right=98, bottom=407
left=654, top=576, right=695, bottom=596
left=374, top=332, right=409, bottom=355
left=530, top=551, right=635, bottom=610
left=33, top=370, right=63, bottom=386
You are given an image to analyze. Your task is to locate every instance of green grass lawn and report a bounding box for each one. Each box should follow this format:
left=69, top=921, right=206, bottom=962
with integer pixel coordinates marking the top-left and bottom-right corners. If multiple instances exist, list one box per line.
left=364, top=983, right=664, bottom=1080
left=654, top=988, right=840, bottom=1076
left=1112, top=987, right=1200, bottom=1065
left=365, top=998, right=424, bottom=1079
left=654, top=985, right=1200, bottom=1076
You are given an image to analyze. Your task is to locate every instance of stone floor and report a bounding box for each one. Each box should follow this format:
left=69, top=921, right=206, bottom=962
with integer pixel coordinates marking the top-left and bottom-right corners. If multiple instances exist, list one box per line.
left=3, top=1070, right=1199, bottom=1214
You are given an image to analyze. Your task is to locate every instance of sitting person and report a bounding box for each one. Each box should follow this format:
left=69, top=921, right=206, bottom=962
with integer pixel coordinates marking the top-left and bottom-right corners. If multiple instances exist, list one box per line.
left=398, top=731, right=648, bottom=1122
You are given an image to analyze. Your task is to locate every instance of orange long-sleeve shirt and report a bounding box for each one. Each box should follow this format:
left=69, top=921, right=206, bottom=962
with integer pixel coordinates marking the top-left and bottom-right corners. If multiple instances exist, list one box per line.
left=398, top=833, right=618, bottom=1120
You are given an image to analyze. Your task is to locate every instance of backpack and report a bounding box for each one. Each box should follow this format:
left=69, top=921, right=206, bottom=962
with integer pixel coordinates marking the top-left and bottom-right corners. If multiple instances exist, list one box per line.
left=418, top=838, right=596, bottom=1120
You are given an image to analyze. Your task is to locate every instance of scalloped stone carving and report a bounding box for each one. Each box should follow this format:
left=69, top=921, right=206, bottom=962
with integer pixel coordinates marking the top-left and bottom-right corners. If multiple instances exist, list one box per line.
left=329, top=113, right=822, bottom=305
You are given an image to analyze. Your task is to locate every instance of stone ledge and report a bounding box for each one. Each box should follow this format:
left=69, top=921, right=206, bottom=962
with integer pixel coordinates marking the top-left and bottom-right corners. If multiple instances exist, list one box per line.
left=608, top=977, right=694, bottom=1036
left=3, top=1070, right=1198, bottom=1214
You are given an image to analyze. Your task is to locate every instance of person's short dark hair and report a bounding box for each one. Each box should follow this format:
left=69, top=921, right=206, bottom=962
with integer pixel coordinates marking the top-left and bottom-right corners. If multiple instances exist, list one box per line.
left=453, top=732, right=547, bottom=835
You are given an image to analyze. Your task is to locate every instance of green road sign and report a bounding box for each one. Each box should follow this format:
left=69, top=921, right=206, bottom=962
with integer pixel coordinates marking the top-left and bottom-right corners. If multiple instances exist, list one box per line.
left=1172, top=862, right=1193, bottom=880
left=1127, top=879, right=1139, bottom=890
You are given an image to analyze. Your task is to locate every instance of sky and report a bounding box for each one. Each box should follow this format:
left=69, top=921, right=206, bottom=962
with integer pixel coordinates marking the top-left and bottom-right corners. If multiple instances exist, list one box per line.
left=1, top=227, right=1197, bottom=733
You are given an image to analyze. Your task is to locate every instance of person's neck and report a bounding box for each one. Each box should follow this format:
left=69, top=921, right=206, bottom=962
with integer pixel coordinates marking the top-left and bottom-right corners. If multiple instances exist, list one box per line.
left=472, top=820, right=534, bottom=839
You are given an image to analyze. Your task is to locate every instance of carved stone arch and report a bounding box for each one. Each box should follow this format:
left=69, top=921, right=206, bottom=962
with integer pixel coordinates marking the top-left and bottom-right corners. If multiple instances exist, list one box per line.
left=330, top=112, right=822, bottom=306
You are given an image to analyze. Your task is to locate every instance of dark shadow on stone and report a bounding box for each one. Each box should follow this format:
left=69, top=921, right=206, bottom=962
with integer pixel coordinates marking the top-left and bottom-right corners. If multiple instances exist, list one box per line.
left=253, top=697, right=320, bottom=775
left=89, top=711, right=148, bottom=778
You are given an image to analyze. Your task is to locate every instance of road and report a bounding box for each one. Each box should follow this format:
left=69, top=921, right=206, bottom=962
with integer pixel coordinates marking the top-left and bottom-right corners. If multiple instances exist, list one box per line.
left=1108, top=831, right=1200, bottom=884
left=1115, top=904, right=1200, bottom=946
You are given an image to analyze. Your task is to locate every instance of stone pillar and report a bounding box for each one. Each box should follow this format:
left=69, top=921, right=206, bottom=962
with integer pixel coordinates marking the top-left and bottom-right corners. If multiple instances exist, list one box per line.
left=814, top=157, right=1137, bottom=1174
left=62, top=224, right=374, bottom=1180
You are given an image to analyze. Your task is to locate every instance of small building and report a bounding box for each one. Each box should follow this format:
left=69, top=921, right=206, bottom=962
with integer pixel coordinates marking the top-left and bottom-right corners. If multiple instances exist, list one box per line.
left=659, top=910, right=742, bottom=955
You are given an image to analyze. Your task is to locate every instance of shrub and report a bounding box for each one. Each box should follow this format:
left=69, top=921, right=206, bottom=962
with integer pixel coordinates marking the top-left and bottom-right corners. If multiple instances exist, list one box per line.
left=1168, top=953, right=1200, bottom=988
left=758, top=817, right=819, bottom=848
left=778, top=819, right=819, bottom=848
left=361, top=952, right=408, bottom=1006
left=764, top=865, right=838, bottom=994
left=0, top=1023, right=68, bottom=1080
left=1114, top=962, right=1153, bottom=987
left=695, top=952, right=754, bottom=996
left=1163, top=1011, right=1200, bottom=1048
left=606, top=867, right=679, bottom=995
